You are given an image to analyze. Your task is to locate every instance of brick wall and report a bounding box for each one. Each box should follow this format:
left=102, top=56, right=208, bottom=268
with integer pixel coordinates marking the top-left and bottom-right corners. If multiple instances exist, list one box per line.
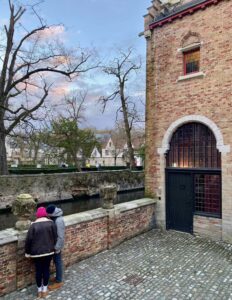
left=0, top=242, right=17, bottom=295
left=64, top=216, right=108, bottom=267
left=144, top=0, right=232, bottom=241
left=108, top=201, right=156, bottom=249
left=194, top=215, right=222, bottom=241
left=0, top=198, right=156, bottom=296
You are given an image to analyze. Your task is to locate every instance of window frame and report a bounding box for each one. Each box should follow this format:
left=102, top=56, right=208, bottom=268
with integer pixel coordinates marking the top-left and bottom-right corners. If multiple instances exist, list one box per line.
left=183, top=47, right=200, bottom=75
left=166, top=123, right=221, bottom=169
left=194, top=173, right=221, bottom=217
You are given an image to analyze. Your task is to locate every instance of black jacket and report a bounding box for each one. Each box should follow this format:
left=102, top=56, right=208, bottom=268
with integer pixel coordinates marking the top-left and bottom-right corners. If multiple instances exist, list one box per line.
left=25, top=217, right=57, bottom=258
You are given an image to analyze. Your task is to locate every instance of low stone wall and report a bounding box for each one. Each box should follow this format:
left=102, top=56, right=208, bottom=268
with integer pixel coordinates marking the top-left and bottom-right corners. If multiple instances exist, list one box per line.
left=0, top=198, right=156, bottom=296
left=0, top=170, right=144, bottom=208
left=194, top=215, right=222, bottom=240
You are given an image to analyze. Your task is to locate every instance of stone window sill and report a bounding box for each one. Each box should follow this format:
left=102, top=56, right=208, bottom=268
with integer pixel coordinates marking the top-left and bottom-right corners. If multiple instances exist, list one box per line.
left=177, top=71, right=205, bottom=82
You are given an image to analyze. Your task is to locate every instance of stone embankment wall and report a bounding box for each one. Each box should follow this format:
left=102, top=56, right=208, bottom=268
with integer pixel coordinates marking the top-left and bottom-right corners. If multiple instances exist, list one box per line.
left=0, top=198, right=156, bottom=296
left=0, top=170, right=144, bottom=208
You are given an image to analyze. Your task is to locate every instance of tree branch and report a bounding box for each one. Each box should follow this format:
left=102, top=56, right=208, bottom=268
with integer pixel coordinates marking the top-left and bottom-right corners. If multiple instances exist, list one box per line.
left=99, top=91, right=119, bottom=113
left=6, top=84, right=49, bottom=134
left=6, top=25, right=47, bottom=92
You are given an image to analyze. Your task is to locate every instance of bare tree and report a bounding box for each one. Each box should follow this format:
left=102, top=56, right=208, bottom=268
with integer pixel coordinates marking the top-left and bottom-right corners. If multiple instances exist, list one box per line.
left=60, top=90, right=87, bottom=123
left=100, top=48, right=142, bottom=169
left=110, top=123, right=126, bottom=166
left=0, top=1, right=97, bottom=174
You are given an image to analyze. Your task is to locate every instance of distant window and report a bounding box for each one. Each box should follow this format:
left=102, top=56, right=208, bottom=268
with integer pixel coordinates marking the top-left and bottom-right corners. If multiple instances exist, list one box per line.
left=184, top=48, right=200, bottom=75
left=105, top=150, right=109, bottom=156
left=109, top=142, right=111, bottom=147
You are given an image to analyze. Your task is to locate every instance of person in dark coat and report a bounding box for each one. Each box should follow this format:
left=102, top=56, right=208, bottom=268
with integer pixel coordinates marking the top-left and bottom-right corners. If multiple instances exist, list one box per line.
left=46, top=204, right=65, bottom=290
left=25, top=206, right=57, bottom=298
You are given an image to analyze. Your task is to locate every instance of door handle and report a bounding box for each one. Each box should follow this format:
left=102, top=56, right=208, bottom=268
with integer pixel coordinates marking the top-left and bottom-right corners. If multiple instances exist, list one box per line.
left=180, top=185, right=186, bottom=190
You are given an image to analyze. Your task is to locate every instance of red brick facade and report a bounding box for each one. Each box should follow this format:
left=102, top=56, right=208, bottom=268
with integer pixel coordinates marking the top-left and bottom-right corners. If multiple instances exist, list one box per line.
left=144, top=0, right=232, bottom=241
left=0, top=243, right=17, bottom=295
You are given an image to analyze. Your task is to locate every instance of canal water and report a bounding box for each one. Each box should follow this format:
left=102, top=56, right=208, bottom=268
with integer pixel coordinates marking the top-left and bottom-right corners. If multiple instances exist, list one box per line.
left=0, top=189, right=144, bottom=231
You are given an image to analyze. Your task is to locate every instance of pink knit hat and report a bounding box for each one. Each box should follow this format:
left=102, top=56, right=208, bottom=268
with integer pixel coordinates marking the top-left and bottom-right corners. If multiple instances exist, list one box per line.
left=36, top=207, right=47, bottom=218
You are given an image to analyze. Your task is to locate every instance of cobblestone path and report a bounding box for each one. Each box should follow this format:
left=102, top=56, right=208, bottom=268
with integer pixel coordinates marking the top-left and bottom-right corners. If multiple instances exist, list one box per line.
left=2, top=230, right=232, bottom=300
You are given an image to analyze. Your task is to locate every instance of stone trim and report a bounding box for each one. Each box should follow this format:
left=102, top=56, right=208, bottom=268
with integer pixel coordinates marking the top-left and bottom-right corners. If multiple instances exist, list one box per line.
left=0, top=228, right=18, bottom=246
left=158, top=115, right=230, bottom=154
left=144, top=30, right=152, bottom=39
left=177, top=42, right=202, bottom=53
left=177, top=71, right=205, bottom=82
left=115, top=198, right=157, bottom=213
left=64, top=208, right=108, bottom=226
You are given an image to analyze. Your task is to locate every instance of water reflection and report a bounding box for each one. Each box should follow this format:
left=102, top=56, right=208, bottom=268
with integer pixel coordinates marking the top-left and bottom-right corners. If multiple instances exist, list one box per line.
left=0, top=189, right=144, bottom=231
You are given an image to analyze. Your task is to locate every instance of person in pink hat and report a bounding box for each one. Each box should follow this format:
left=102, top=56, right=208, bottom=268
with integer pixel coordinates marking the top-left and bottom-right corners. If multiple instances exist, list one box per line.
left=25, top=207, right=57, bottom=298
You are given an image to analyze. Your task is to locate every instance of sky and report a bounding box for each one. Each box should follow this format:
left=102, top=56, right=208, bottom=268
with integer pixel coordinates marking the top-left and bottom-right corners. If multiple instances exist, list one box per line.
left=0, top=0, right=149, bottom=129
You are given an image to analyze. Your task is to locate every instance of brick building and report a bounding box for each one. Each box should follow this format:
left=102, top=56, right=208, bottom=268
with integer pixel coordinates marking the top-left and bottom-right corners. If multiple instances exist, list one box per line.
left=143, top=0, right=232, bottom=242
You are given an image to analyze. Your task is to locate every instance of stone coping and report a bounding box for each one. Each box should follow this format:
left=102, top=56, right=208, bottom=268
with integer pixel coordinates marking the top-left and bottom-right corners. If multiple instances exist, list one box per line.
left=0, top=198, right=156, bottom=245
left=64, top=208, right=109, bottom=226
left=0, top=228, right=19, bottom=246
left=115, top=198, right=157, bottom=213
left=64, top=198, right=156, bottom=226
left=0, top=170, right=144, bottom=178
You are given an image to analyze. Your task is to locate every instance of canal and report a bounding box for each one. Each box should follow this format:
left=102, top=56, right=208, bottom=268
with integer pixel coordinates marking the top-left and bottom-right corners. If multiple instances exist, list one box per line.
left=0, top=188, right=145, bottom=230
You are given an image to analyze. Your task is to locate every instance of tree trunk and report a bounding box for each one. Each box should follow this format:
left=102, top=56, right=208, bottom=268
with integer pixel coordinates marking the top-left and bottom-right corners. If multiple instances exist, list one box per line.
left=120, top=87, right=136, bottom=169
left=72, top=152, right=81, bottom=171
left=0, top=131, right=8, bottom=175
left=124, top=122, right=136, bottom=168
left=33, top=147, right=39, bottom=164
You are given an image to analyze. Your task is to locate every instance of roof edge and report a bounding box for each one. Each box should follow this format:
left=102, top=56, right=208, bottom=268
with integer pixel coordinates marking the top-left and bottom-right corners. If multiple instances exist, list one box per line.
left=149, top=0, right=223, bottom=30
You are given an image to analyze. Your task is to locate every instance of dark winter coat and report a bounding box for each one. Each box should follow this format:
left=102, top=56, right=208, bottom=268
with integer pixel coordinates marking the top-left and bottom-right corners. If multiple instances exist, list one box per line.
left=25, top=217, right=57, bottom=258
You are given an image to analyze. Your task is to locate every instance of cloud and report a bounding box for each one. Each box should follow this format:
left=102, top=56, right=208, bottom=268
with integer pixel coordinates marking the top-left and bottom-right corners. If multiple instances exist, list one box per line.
left=132, top=91, right=145, bottom=98
left=50, top=81, right=72, bottom=99
left=33, top=25, right=65, bottom=40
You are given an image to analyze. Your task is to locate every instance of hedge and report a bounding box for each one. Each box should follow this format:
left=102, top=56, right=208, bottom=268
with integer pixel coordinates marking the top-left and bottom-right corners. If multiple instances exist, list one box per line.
left=8, top=165, right=143, bottom=175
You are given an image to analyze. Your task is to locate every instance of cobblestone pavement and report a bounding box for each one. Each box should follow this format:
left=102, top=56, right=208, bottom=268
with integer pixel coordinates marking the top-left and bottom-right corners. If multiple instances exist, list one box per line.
left=2, top=230, right=232, bottom=300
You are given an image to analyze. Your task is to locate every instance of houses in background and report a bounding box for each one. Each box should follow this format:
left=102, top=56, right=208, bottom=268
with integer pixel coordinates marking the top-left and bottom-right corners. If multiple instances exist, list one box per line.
left=6, top=131, right=144, bottom=167
left=5, top=136, right=67, bottom=166
left=90, top=134, right=144, bottom=167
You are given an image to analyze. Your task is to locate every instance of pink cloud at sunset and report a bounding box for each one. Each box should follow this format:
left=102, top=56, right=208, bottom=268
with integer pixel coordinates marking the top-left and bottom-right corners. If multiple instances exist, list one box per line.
left=33, top=25, right=65, bottom=40
left=49, top=81, right=74, bottom=102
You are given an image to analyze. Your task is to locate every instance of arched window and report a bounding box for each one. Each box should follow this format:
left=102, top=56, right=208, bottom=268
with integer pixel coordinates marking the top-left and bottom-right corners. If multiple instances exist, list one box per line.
left=166, top=122, right=221, bottom=217
left=166, top=123, right=221, bottom=169
left=179, top=31, right=202, bottom=76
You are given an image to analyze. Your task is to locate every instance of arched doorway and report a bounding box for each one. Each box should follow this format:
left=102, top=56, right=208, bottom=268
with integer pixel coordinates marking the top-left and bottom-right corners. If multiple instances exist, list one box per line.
left=166, top=122, right=221, bottom=233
